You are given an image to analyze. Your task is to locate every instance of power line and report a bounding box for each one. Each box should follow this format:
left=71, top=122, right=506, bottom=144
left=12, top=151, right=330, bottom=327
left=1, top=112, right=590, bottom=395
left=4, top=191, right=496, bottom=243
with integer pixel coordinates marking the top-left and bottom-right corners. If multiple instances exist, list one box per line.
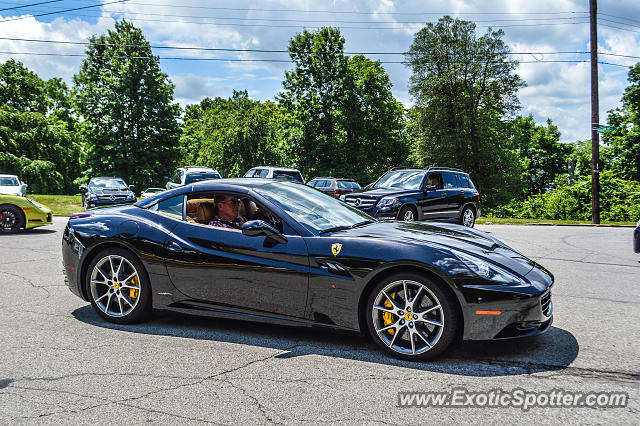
left=0, top=50, right=632, bottom=67
left=0, top=0, right=128, bottom=22
left=0, top=0, right=66, bottom=12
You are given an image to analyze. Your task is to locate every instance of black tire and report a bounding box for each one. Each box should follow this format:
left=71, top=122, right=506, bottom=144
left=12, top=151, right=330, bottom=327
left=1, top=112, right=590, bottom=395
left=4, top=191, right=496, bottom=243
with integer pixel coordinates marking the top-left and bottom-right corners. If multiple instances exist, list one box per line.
left=366, top=272, right=460, bottom=361
left=459, top=205, right=476, bottom=228
left=85, top=247, right=152, bottom=324
left=0, top=204, right=25, bottom=234
left=398, top=205, right=417, bottom=221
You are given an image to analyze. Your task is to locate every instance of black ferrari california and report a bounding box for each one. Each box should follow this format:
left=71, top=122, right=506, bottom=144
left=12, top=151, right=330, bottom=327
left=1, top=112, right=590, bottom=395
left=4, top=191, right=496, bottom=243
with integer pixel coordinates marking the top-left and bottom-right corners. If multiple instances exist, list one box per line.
left=62, top=179, right=553, bottom=361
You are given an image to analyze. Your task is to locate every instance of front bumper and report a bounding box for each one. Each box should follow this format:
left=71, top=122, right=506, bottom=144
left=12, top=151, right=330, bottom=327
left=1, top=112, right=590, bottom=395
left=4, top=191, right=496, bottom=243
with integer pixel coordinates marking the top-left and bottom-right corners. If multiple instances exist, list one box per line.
left=25, top=207, right=53, bottom=229
left=355, top=205, right=400, bottom=220
left=86, top=198, right=136, bottom=209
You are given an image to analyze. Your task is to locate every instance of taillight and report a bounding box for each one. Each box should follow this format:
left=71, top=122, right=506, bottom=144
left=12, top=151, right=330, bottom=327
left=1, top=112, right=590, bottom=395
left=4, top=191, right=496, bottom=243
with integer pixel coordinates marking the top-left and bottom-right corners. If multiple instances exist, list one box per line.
left=333, top=189, right=340, bottom=195
left=475, top=193, right=480, bottom=202
left=70, top=213, right=92, bottom=220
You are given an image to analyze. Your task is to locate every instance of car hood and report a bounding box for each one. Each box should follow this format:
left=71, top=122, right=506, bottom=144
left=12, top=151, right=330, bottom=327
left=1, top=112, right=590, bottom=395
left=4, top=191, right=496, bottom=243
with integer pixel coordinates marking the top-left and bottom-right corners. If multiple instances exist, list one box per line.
left=345, top=187, right=418, bottom=199
left=337, top=221, right=537, bottom=277
left=0, top=186, right=23, bottom=196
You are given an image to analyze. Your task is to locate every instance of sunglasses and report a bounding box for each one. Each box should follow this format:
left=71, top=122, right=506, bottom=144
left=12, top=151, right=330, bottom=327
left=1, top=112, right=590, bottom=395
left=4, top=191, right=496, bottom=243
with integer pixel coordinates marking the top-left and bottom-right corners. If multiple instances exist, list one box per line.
left=220, top=199, right=241, bottom=206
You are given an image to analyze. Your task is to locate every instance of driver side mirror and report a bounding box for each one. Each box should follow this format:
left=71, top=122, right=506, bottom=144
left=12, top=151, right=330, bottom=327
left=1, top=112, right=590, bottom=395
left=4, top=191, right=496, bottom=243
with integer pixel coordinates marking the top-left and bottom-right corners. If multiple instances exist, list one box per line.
left=129, top=185, right=135, bottom=191
left=79, top=185, right=87, bottom=193
left=242, top=220, right=288, bottom=245
left=422, top=184, right=436, bottom=194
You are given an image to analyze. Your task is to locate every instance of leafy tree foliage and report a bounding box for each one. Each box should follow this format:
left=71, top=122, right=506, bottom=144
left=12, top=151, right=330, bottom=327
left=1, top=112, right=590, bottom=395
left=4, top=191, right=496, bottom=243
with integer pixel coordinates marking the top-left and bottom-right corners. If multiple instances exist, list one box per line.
left=73, top=20, right=180, bottom=190
left=405, top=17, right=525, bottom=207
left=280, top=28, right=408, bottom=184
left=180, top=91, right=289, bottom=177
left=603, top=62, right=640, bottom=181
left=0, top=60, right=82, bottom=194
left=509, top=116, right=572, bottom=195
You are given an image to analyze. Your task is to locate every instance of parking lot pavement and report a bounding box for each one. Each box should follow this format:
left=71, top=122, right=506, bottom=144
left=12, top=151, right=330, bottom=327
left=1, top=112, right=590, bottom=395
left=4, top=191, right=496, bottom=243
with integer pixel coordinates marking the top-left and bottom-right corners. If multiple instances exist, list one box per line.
left=0, top=218, right=638, bottom=424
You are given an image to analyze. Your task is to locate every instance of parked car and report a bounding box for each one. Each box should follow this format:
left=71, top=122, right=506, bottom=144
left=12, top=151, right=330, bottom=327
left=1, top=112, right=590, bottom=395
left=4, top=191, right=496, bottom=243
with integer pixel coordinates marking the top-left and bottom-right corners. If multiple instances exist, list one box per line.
left=243, top=166, right=304, bottom=183
left=62, top=178, right=553, bottom=361
left=141, top=188, right=165, bottom=199
left=634, top=219, right=640, bottom=254
left=341, top=167, right=481, bottom=227
left=166, top=166, right=221, bottom=190
left=80, top=177, right=136, bottom=210
left=308, top=177, right=361, bottom=198
left=0, top=194, right=52, bottom=233
left=0, top=174, right=28, bottom=197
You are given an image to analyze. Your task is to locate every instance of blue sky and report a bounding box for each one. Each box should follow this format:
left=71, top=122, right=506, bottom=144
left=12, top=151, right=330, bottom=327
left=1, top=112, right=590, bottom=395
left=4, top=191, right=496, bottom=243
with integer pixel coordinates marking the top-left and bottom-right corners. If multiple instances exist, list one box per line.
left=1, top=0, right=639, bottom=142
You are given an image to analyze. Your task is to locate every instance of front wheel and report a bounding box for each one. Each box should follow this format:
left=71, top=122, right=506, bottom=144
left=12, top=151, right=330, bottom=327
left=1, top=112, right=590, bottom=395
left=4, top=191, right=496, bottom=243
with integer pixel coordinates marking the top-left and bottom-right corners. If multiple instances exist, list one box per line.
left=85, top=247, right=151, bottom=324
left=366, top=273, right=460, bottom=361
left=459, top=206, right=476, bottom=227
left=0, top=204, right=25, bottom=234
left=398, top=205, right=416, bottom=221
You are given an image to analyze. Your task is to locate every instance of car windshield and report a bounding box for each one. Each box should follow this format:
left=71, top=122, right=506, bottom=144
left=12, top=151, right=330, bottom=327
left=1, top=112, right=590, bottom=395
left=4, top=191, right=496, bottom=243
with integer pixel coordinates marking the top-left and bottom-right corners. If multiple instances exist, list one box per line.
left=89, top=178, right=127, bottom=189
left=373, top=170, right=426, bottom=190
left=185, top=172, right=221, bottom=184
left=145, top=188, right=164, bottom=193
left=0, top=177, right=19, bottom=186
left=337, top=181, right=361, bottom=189
left=256, top=182, right=373, bottom=234
left=273, top=171, right=304, bottom=183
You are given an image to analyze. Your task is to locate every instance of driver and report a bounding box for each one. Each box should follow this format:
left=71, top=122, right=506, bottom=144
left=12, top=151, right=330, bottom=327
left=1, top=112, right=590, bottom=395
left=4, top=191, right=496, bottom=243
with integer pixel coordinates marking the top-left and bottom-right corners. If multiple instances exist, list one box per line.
left=208, top=194, right=245, bottom=229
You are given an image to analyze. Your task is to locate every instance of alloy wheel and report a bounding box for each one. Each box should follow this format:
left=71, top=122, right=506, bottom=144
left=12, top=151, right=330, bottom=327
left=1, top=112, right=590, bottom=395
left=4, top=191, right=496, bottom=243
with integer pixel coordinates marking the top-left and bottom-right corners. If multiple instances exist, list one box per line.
left=403, top=209, right=414, bottom=221
left=462, top=208, right=475, bottom=227
left=371, top=280, right=444, bottom=355
left=89, top=255, right=141, bottom=317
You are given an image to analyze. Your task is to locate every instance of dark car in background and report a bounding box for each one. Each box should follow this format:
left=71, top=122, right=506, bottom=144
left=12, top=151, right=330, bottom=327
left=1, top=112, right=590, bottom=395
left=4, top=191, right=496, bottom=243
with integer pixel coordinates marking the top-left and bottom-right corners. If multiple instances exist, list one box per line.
left=80, top=177, right=136, bottom=210
left=166, top=166, right=221, bottom=190
left=308, top=177, right=361, bottom=198
left=634, top=219, right=640, bottom=254
left=342, top=167, right=481, bottom=227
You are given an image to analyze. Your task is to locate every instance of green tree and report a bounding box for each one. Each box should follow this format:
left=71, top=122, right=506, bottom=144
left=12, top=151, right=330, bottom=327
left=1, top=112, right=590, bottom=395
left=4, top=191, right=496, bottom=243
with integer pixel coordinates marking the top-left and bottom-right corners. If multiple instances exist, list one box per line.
left=510, top=116, right=572, bottom=195
left=181, top=91, right=289, bottom=177
left=73, top=20, right=180, bottom=190
left=0, top=59, right=47, bottom=114
left=603, top=62, right=640, bottom=181
left=280, top=27, right=408, bottom=183
left=405, top=16, right=526, bottom=207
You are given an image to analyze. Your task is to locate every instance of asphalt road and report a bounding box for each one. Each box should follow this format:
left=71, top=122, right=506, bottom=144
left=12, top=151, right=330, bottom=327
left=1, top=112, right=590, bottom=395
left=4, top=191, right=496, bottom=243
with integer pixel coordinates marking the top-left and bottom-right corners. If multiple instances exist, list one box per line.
left=1, top=218, right=638, bottom=424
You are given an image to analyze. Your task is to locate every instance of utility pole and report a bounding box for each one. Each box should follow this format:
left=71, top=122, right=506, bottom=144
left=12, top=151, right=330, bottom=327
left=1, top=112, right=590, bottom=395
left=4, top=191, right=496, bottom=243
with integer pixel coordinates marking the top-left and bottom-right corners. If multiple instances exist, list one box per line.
left=590, top=0, right=600, bottom=224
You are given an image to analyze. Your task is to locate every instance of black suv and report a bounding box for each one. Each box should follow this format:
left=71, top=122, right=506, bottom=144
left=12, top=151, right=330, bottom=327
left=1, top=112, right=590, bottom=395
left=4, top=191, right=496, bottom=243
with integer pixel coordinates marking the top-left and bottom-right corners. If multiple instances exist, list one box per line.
left=80, top=177, right=136, bottom=210
left=342, top=167, right=480, bottom=227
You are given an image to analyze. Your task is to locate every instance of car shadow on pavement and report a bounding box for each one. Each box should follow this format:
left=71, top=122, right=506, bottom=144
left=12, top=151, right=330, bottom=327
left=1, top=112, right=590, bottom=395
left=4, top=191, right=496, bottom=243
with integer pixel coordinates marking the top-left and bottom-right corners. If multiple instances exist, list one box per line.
left=19, top=228, right=58, bottom=234
left=72, top=305, right=578, bottom=377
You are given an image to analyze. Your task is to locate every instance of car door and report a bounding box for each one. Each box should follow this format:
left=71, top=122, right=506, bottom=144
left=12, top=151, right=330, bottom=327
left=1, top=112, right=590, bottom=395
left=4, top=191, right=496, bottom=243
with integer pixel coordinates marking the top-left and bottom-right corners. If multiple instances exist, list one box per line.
left=163, top=197, right=310, bottom=318
left=419, top=172, right=448, bottom=219
left=442, top=171, right=463, bottom=218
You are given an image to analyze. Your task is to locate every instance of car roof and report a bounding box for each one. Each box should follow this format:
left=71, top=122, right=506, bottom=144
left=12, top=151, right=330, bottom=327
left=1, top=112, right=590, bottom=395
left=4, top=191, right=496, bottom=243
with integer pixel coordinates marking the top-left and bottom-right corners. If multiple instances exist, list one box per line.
left=0, top=174, right=19, bottom=178
left=182, top=167, right=219, bottom=173
left=252, top=166, right=301, bottom=172
left=135, top=178, right=293, bottom=208
left=91, top=176, right=125, bottom=180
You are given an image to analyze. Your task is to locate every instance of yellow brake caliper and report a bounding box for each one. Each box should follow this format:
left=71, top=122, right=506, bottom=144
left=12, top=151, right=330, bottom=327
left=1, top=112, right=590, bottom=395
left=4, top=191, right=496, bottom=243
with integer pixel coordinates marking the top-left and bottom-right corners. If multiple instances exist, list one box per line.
left=129, top=276, right=139, bottom=300
left=382, top=292, right=396, bottom=335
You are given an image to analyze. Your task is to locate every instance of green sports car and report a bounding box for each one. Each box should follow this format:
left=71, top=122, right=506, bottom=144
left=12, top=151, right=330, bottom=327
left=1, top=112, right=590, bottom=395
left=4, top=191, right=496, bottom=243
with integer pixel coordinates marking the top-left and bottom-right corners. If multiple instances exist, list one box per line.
left=0, top=194, right=53, bottom=233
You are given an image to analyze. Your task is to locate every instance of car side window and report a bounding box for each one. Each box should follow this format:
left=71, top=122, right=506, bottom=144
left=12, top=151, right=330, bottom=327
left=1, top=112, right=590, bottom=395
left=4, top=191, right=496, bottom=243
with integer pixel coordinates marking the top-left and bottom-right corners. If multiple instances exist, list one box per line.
left=319, top=180, right=330, bottom=188
left=459, top=174, right=471, bottom=188
left=442, top=172, right=458, bottom=189
left=427, top=173, right=443, bottom=190
left=258, top=169, right=269, bottom=178
left=149, top=195, right=184, bottom=220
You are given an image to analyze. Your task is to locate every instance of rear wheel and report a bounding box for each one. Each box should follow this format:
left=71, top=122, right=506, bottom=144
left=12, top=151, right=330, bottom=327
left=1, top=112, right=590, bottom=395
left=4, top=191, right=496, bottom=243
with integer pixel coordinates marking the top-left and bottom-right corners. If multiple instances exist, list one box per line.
left=398, top=205, right=416, bottom=221
left=0, top=204, right=25, bottom=234
left=459, top=205, right=475, bottom=228
left=85, top=247, right=151, bottom=324
left=366, top=272, right=460, bottom=361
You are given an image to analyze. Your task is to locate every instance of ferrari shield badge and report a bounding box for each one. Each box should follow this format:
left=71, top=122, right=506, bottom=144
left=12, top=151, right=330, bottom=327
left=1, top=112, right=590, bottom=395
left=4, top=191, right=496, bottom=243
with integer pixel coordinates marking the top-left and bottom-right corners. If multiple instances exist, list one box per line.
left=331, top=243, right=342, bottom=256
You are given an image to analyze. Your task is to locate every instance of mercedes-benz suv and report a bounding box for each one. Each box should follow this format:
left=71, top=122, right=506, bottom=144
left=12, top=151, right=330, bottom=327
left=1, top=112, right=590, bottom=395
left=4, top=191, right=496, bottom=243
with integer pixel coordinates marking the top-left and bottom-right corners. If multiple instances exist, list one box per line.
left=341, top=167, right=481, bottom=227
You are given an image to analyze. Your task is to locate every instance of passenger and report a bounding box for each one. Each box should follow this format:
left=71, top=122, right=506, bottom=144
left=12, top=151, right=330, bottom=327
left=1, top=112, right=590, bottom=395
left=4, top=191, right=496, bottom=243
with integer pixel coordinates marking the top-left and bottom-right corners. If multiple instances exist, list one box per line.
left=208, top=195, right=245, bottom=229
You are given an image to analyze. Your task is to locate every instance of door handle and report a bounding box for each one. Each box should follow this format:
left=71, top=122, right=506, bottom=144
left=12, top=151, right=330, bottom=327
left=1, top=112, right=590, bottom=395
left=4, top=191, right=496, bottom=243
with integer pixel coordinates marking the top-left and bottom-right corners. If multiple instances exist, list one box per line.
left=166, top=240, right=183, bottom=252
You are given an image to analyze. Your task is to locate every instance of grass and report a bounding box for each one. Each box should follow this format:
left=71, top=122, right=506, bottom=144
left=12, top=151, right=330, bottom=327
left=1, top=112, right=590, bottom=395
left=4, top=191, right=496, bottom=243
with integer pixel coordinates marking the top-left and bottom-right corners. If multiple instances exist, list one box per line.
left=28, top=194, right=83, bottom=216
left=477, top=217, right=636, bottom=226
left=24, top=194, right=638, bottom=226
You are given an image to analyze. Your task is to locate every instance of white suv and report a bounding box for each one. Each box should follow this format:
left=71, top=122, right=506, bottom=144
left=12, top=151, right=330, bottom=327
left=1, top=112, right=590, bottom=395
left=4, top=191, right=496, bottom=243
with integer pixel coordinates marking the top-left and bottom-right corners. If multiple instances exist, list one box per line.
left=0, top=174, right=28, bottom=196
left=243, top=166, right=304, bottom=183
left=166, top=167, right=221, bottom=190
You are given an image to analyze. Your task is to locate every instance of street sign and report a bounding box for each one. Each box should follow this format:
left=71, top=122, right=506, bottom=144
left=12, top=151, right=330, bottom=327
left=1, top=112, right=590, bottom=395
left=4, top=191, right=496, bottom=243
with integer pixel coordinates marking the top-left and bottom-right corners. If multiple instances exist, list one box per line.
left=597, top=125, right=615, bottom=132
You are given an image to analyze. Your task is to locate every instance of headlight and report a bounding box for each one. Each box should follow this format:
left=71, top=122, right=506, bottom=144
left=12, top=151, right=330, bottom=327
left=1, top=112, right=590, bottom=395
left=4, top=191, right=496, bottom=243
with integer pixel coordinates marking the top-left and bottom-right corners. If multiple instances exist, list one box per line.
left=128, top=193, right=135, bottom=199
left=26, top=198, right=43, bottom=208
left=377, top=196, right=398, bottom=208
left=339, top=195, right=346, bottom=202
left=87, top=193, right=97, bottom=200
left=452, top=249, right=523, bottom=284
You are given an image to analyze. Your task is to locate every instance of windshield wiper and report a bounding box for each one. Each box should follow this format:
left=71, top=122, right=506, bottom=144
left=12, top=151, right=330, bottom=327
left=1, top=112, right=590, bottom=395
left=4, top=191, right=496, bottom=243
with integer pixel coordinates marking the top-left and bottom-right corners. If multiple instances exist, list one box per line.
left=352, top=220, right=375, bottom=228
left=319, top=225, right=352, bottom=235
